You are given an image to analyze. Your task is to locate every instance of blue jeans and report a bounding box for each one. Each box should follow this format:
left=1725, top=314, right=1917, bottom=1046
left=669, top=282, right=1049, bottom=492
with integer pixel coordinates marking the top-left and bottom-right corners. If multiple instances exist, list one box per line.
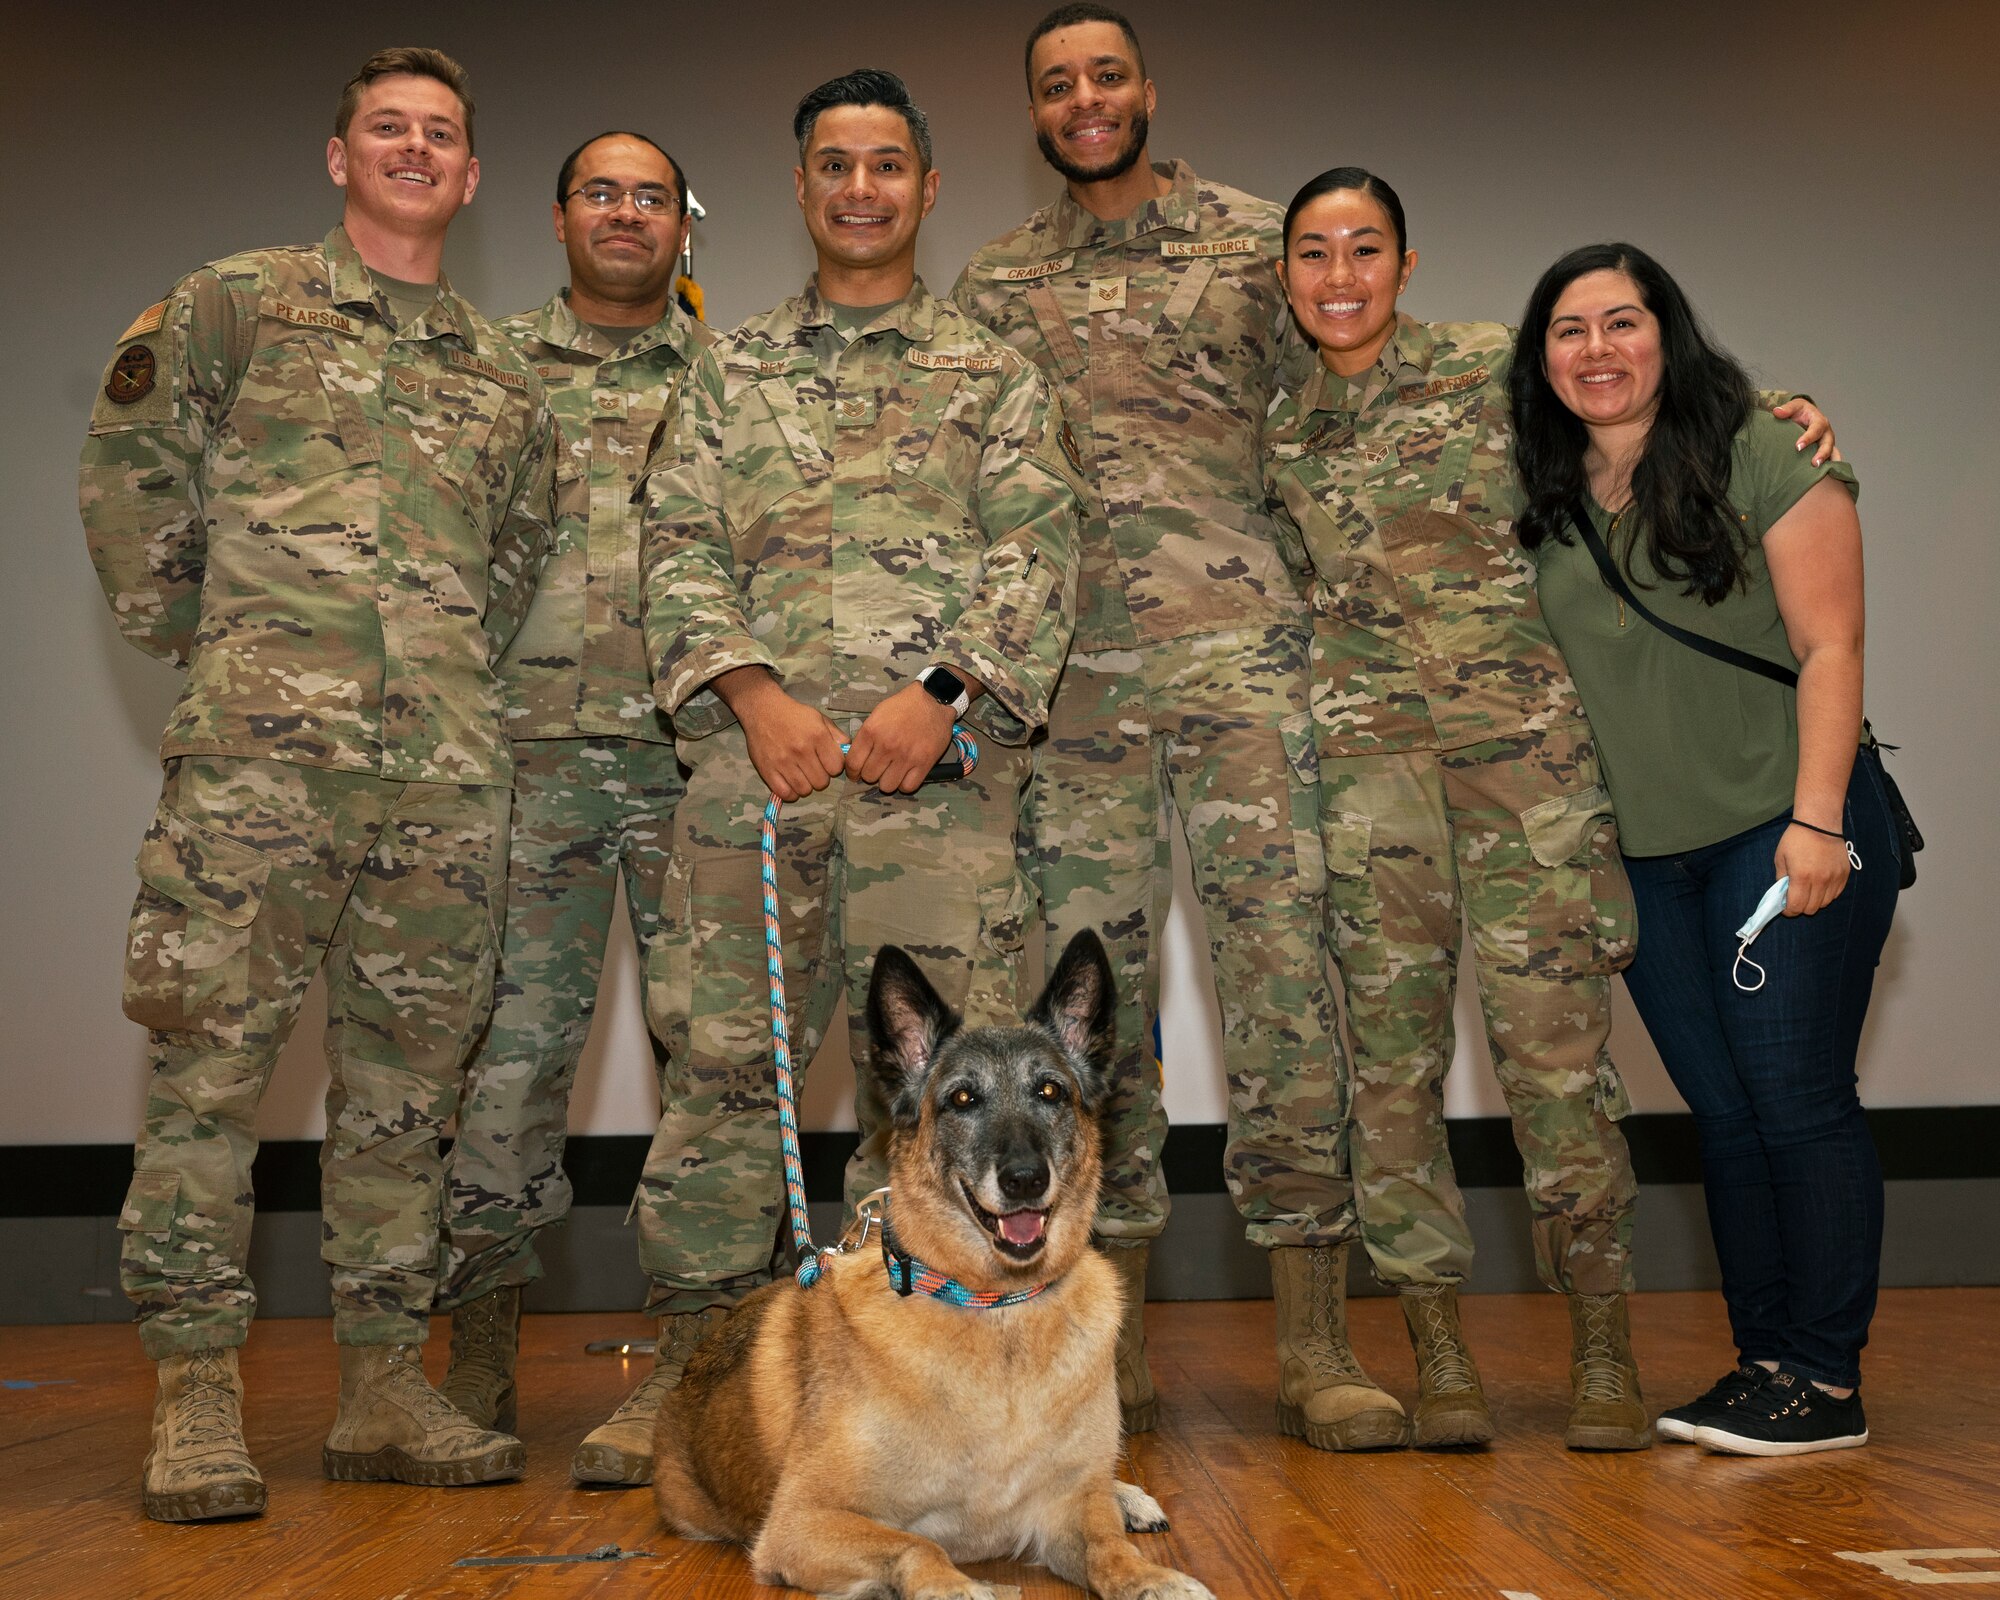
left=1620, top=755, right=1898, bottom=1389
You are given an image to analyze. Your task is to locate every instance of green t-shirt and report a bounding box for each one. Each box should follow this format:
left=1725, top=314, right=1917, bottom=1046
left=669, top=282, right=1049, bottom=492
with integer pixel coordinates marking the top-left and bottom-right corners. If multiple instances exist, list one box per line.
left=367, top=269, right=439, bottom=333
left=1534, top=409, right=1860, bottom=856
left=826, top=300, right=901, bottom=340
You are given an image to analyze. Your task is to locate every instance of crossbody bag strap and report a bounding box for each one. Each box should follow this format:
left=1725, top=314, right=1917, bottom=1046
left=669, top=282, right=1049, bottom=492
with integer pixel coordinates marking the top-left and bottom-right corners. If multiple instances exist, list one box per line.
left=1568, top=498, right=1799, bottom=688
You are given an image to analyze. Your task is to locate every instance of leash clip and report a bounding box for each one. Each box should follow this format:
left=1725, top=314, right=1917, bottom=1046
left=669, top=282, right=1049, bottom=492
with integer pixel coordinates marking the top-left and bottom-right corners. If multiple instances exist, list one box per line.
left=828, top=1187, right=891, bottom=1256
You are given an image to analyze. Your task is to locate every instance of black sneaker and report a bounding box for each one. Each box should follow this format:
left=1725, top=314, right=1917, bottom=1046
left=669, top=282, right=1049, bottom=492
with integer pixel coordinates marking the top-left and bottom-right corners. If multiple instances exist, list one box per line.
left=1693, top=1370, right=1868, bottom=1456
left=1657, top=1364, right=1769, bottom=1443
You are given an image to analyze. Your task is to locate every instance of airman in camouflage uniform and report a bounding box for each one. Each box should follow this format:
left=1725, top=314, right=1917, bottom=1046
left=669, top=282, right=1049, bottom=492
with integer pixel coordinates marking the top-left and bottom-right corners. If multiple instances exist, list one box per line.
left=432, top=135, right=712, bottom=1478
left=953, top=7, right=1343, bottom=1434
left=636, top=73, right=1080, bottom=1362
left=82, top=50, right=556, bottom=1519
left=1266, top=308, right=1642, bottom=1447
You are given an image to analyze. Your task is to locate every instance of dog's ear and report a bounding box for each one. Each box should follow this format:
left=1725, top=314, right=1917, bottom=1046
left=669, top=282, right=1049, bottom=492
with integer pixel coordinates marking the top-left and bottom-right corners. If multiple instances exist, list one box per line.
left=867, top=945, right=960, bottom=1127
left=1029, top=930, right=1115, bottom=1106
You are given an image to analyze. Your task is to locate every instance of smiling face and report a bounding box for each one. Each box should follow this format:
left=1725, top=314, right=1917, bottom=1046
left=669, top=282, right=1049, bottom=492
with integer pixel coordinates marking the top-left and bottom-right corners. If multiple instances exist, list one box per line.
left=555, top=135, right=689, bottom=309
left=793, top=103, right=938, bottom=295
left=1027, top=20, right=1154, bottom=185
left=1543, top=268, right=1666, bottom=433
left=1279, top=187, right=1415, bottom=378
left=327, top=72, right=478, bottom=239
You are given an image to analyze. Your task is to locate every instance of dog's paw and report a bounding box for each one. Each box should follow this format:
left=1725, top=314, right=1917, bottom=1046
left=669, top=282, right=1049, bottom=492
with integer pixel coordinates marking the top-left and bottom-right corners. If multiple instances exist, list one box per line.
left=1113, top=1479, right=1169, bottom=1533
left=910, top=1582, right=1010, bottom=1600
left=1114, top=1568, right=1214, bottom=1600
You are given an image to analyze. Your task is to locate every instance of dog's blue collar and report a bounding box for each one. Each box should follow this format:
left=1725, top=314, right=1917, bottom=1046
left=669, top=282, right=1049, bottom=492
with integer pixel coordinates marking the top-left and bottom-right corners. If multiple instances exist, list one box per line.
left=878, top=1209, right=1049, bottom=1310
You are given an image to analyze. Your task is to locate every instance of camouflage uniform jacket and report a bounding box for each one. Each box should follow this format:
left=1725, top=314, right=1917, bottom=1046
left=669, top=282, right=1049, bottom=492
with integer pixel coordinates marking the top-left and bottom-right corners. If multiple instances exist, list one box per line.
left=81, top=226, right=558, bottom=786
left=494, top=291, right=714, bottom=742
left=951, top=159, right=1309, bottom=650
left=641, top=277, right=1083, bottom=746
left=1262, top=316, right=1586, bottom=756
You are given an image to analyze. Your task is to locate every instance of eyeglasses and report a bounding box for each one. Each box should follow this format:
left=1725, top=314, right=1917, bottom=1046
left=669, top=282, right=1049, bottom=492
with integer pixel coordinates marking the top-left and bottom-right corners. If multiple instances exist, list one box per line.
left=564, top=183, right=679, bottom=215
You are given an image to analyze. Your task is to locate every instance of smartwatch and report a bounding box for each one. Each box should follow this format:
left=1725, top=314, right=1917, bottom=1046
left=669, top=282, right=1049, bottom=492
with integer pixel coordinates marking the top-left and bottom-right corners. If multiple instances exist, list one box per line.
left=917, top=664, right=970, bottom=717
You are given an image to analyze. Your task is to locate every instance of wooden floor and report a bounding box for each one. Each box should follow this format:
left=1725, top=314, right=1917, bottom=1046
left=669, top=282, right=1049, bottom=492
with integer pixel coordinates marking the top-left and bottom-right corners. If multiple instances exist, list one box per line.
left=3, top=1291, right=1997, bottom=1599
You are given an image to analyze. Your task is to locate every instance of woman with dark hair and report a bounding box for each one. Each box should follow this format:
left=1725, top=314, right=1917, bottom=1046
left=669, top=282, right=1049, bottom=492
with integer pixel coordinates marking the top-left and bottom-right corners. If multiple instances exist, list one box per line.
left=1511, top=244, right=1893, bottom=1456
left=1259, top=171, right=1835, bottom=1457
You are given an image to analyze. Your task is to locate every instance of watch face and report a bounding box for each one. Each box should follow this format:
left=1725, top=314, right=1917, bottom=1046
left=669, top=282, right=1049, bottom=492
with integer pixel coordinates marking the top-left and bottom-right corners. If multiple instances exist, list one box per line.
left=922, top=667, right=964, bottom=705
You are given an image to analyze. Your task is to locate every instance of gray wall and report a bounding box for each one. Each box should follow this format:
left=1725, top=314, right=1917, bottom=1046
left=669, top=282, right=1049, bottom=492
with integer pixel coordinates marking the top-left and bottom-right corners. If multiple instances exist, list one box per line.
left=4, top=1, right=1995, bottom=1152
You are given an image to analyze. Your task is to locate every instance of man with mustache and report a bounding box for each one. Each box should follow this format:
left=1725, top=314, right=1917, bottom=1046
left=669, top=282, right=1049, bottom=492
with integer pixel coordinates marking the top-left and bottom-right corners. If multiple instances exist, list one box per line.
left=80, top=47, right=556, bottom=1519
left=633, top=70, right=1082, bottom=1484
left=432, top=132, right=718, bottom=1487
left=951, top=4, right=1372, bottom=1442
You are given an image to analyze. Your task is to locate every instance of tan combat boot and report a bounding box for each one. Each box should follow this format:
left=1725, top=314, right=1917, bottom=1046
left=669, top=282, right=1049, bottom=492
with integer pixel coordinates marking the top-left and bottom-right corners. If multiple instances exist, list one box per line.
left=440, top=1285, right=520, bottom=1430
left=1099, top=1241, right=1158, bottom=1435
left=323, top=1344, right=526, bottom=1484
left=1565, top=1292, right=1653, bottom=1450
left=142, top=1348, right=266, bottom=1522
left=1271, top=1243, right=1410, bottom=1450
left=1399, top=1285, right=1495, bottom=1447
left=571, top=1307, right=726, bottom=1486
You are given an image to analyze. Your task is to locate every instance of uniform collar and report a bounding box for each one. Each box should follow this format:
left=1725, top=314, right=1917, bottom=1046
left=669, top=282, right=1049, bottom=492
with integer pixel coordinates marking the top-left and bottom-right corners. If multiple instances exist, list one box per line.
left=1303, top=312, right=1434, bottom=416
left=795, top=275, right=941, bottom=343
left=535, top=288, right=703, bottom=364
left=324, top=224, right=479, bottom=350
left=1048, top=157, right=1200, bottom=251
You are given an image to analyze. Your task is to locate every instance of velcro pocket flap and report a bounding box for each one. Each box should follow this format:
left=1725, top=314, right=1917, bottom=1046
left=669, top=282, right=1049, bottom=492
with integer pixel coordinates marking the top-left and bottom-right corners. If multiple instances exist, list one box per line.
left=1519, top=783, right=1614, bottom=870
left=1322, top=808, right=1372, bottom=878
left=118, top=1169, right=181, bottom=1236
left=136, top=807, right=271, bottom=928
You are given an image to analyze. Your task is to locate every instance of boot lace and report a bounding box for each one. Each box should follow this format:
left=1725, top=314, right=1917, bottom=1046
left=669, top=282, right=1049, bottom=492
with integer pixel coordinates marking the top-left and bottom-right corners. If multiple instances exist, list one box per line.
left=381, top=1347, right=479, bottom=1431
left=609, top=1311, right=719, bottom=1423
left=178, top=1351, right=242, bottom=1448
left=1573, top=1294, right=1631, bottom=1403
left=1301, top=1247, right=1366, bottom=1382
left=1407, top=1288, right=1478, bottom=1395
left=447, top=1293, right=512, bottom=1395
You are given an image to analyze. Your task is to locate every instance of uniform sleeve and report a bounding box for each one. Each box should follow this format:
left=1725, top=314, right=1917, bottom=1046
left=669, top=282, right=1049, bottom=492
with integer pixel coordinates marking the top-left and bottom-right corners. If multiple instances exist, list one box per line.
left=482, top=386, right=560, bottom=657
left=1258, top=392, right=1316, bottom=585
left=932, top=361, right=1082, bottom=744
left=78, top=269, right=248, bottom=666
left=639, top=349, right=777, bottom=736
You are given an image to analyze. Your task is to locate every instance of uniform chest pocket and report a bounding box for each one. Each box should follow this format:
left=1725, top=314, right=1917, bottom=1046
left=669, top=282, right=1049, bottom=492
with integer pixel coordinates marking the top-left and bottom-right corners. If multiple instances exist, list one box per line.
left=1388, top=391, right=1485, bottom=513
left=889, top=369, right=979, bottom=511
left=726, top=377, right=826, bottom=532
left=227, top=329, right=376, bottom=489
left=423, top=370, right=519, bottom=517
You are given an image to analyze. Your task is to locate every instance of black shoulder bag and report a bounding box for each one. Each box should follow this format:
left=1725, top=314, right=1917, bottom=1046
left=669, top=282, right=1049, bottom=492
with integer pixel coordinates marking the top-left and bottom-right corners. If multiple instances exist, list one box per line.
left=1568, top=499, right=1922, bottom=888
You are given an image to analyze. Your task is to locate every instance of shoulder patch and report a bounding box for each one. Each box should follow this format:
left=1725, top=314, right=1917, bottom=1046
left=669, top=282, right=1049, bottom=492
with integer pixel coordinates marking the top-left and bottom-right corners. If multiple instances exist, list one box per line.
left=118, top=301, right=168, bottom=342
left=1398, top=365, right=1488, bottom=403
left=445, top=348, right=530, bottom=392
left=267, top=302, right=362, bottom=337
left=909, top=349, right=1002, bottom=374
left=990, top=255, right=1074, bottom=282
left=1160, top=237, right=1260, bottom=259
left=105, top=344, right=157, bottom=405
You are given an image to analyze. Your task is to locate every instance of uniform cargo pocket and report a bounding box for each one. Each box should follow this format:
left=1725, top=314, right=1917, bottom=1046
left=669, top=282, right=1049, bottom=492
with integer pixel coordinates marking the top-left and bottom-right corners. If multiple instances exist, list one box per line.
left=116, top=1168, right=201, bottom=1280
left=1319, top=808, right=1372, bottom=880
left=122, top=805, right=270, bottom=1038
left=644, top=853, right=694, bottom=1069
left=977, top=870, right=1031, bottom=959
left=1517, top=785, right=1635, bottom=975
left=1279, top=710, right=1327, bottom=898
left=1593, top=1050, right=1634, bottom=1122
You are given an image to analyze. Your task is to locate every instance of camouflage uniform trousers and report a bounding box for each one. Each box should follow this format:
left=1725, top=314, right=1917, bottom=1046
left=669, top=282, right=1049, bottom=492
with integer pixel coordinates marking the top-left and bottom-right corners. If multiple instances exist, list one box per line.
left=438, top=736, right=687, bottom=1308
left=1317, top=720, right=1640, bottom=1295
left=1030, top=624, right=1347, bottom=1250
left=116, top=756, right=506, bottom=1358
left=634, top=722, right=1033, bottom=1314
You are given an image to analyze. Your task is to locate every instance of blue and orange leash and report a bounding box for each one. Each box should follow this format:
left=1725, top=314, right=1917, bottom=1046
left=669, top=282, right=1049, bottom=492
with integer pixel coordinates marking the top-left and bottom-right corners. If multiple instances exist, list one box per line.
left=760, top=725, right=1045, bottom=1311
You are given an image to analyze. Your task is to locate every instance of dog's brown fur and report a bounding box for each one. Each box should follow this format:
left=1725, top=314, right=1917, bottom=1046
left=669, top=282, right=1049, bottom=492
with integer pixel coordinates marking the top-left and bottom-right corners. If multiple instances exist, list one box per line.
left=652, top=935, right=1209, bottom=1600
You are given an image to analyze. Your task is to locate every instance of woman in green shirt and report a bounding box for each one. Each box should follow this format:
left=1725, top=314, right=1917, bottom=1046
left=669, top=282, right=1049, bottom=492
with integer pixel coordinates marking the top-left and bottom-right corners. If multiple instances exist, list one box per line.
left=1512, top=242, right=1898, bottom=1457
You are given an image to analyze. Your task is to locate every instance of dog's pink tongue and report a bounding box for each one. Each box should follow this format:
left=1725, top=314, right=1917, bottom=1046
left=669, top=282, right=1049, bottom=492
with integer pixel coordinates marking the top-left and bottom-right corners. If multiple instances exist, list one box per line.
left=999, top=1210, right=1046, bottom=1247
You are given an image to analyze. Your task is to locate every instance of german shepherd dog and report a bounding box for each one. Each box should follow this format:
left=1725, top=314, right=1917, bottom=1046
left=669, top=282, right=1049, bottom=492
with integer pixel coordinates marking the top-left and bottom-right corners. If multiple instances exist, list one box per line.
left=652, top=931, right=1213, bottom=1600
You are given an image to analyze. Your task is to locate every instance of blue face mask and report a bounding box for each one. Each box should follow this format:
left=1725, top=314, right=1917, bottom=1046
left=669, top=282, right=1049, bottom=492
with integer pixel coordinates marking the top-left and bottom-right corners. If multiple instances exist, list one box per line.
left=1732, top=876, right=1790, bottom=992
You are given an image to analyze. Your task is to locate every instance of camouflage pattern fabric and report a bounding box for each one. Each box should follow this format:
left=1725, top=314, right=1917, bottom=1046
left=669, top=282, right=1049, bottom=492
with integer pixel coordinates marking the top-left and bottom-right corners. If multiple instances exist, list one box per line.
left=439, top=736, right=685, bottom=1306
left=955, top=162, right=1342, bottom=1246
left=633, top=278, right=1077, bottom=1311
left=117, top=756, right=506, bottom=1355
left=632, top=727, right=1034, bottom=1313
left=951, top=160, right=1310, bottom=653
left=1265, top=317, right=1637, bottom=1294
left=492, top=292, right=714, bottom=743
left=1316, top=729, right=1637, bottom=1295
left=80, top=226, right=557, bottom=786
left=641, top=278, right=1082, bottom=749
left=1031, top=629, right=1347, bottom=1249
left=439, top=294, right=708, bottom=1306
